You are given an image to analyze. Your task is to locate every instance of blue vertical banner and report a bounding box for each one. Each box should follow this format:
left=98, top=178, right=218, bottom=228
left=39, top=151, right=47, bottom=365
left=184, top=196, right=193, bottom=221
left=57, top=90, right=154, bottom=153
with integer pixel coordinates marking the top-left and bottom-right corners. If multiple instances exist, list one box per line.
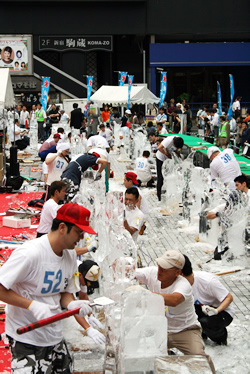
left=127, top=75, right=134, bottom=110
left=217, top=81, right=222, bottom=116
left=41, top=77, right=50, bottom=112
left=227, top=74, right=235, bottom=119
left=87, top=76, right=93, bottom=110
left=119, top=72, right=127, bottom=86
left=160, top=72, right=167, bottom=107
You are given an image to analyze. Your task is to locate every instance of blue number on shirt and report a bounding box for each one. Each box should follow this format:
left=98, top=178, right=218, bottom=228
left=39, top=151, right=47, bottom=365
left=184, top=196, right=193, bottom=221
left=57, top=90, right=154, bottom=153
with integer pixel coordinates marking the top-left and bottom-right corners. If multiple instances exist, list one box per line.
left=138, top=161, right=144, bottom=169
left=221, top=153, right=231, bottom=164
left=41, top=270, right=62, bottom=294
left=56, top=161, right=65, bottom=169
left=52, top=270, right=62, bottom=293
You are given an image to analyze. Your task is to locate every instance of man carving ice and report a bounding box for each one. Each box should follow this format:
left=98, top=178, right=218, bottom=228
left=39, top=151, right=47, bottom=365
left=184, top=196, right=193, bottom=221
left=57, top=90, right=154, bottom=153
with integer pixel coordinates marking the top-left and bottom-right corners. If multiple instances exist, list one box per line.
left=135, top=250, right=215, bottom=373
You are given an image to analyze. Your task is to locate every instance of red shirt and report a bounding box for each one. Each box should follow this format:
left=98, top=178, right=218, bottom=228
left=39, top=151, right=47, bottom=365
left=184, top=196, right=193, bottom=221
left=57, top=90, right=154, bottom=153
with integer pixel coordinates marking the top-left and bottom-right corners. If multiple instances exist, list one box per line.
left=101, top=111, right=110, bottom=122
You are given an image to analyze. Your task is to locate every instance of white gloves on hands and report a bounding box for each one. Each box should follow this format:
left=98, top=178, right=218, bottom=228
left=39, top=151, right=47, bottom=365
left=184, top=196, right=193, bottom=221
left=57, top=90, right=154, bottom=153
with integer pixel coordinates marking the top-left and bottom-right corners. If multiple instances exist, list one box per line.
left=202, top=305, right=218, bottom=316
left=86, top=326, right=105, bottom=344
left=43, top=123, right=46, bottom=128
left=88, top=315, right=104, bottom=330
left=87, top=239, right=99, bottom=252
left=67, top=300, right=92, bottom=317
left=28, top=300, right=59, bottom=320
left=94, top=172, right=102, bottom=181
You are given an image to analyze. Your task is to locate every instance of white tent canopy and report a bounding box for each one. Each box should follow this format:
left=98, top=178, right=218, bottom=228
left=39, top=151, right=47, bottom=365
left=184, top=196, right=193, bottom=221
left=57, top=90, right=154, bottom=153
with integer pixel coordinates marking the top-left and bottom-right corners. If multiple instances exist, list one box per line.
left=0, top=68, right=15, bottom=110
left=90, top=84, right=160, bottom=106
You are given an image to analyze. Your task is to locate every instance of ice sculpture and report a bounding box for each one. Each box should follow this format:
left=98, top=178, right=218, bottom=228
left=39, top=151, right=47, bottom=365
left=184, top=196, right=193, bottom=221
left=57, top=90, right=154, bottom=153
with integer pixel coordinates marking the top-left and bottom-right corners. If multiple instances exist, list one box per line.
left=29, top=118, right=38, bottom=151
left=119, top=288, right=168, bottom=373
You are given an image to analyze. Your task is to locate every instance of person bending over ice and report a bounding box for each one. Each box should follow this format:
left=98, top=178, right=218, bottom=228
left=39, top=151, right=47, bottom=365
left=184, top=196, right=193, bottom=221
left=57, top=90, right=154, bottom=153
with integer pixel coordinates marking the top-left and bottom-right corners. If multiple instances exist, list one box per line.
left=182, top=255, right=234, bottom=346
left=135, top=250, right=215, bottom=374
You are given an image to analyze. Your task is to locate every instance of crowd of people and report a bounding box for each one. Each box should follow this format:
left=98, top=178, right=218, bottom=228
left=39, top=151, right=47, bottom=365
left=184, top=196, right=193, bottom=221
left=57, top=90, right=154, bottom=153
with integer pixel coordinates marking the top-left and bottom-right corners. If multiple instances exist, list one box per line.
left=0, top=97, right=249, bottom=373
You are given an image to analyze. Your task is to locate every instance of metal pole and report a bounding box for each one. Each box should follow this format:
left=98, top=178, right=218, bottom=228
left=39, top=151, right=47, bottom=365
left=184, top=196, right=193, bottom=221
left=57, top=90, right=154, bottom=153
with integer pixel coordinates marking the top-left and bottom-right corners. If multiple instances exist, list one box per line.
left=143, top=50, right=146, bottom=84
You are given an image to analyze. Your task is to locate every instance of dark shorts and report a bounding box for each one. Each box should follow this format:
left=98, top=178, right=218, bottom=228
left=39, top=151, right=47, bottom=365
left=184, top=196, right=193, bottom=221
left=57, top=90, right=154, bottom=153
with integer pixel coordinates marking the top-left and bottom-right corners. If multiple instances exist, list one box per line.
left=7, top=336, right=72, bottom=374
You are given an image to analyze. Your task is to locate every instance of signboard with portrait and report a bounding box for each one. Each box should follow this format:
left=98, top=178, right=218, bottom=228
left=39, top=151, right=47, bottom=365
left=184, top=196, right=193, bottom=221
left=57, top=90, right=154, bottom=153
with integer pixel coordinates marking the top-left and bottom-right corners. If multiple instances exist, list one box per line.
left=0, top=35, right=33, bottom=75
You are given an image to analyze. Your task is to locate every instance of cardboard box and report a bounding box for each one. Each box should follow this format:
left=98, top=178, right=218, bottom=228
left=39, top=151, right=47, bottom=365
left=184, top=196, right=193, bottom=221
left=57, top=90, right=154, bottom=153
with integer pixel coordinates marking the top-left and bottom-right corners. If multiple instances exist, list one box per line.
left=3, top=215, right=31, bottom=228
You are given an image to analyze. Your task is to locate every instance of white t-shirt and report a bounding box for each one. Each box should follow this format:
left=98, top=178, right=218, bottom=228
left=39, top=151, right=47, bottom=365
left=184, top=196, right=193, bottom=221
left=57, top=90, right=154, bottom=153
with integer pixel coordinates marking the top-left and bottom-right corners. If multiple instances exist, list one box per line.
left=87, top=135, right=109, bottom=149
left=42, top=161, right=48, bottom=175
left=60, top=113, right=69, bottom=123
left=156, top=135, right=177, bottom=162
left=99, top=130, right=107, bottom=138
left=20, top=110, right=30, bottom=125
left=46, top=153, right=69, bottom=186
left=192, top=271, right=234, bottom=317
left=89, top=147, right=110, bottom=163
left=9, top=124, right=21, bottom=142
left=156, top=114, right=167, bottom=128
left=135, top=157, right=152, bottom=183
left=159, top=127, right=168, bottom=135
left=125, top=205, right=144, bottom=242
left=0, top=234, right=78, bottom=346
left=105, top=128, right=113, bottom=141
left=211, top=113, right=219, bottom=128
left=37, top=199, right=60, bottom=234
left=210, top=149, right=241, bottom=189
left=135, top=267, right=199, bottom=333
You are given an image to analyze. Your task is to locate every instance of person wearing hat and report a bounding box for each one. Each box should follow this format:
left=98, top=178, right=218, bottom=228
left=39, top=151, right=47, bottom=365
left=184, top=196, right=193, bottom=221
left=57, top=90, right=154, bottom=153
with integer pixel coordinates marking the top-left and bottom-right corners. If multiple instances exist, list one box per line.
left=0, top=203, right=98, bottom=372
left=182, top=255, right=234, bottom=346
left=61, top=152, right=108, bottom=202
left=38, top=133, right=61, bottom=161
left=76, top=259, right=105, bottom=344
left=156, top=135, right=184, bottom=201
left=207, top=146, right=241, bottom=190
left=124, top=187, right=145, bottom=243
left=59, top=109, right=69, bottom=124
left=45, top=142, right=70, bottom=201
left=155, top=107, right=167, bottom=129
left=124, top=171, right=149, bottom=225
left=121, top=109, right=132, bottom=127
left=135, top=250, right=215, bottom=373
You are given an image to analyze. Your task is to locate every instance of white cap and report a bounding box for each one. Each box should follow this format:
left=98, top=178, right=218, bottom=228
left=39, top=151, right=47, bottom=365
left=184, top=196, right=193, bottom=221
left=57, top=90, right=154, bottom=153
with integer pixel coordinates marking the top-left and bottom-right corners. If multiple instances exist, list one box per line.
left=56, top=142, right=70, bottom=152
left=85, top=265, right=100, bottom=282
left=156, top=250, right=185, bottom=270
left=125, top=109, right=131, bottom=114
left=207, top=146, right=220, bottom=159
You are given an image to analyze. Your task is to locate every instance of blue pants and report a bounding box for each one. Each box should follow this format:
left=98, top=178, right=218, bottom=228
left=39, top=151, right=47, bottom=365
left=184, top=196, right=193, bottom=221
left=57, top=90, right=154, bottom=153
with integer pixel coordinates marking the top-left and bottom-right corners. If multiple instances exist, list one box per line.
left=39, top=145, right=57, bottom=161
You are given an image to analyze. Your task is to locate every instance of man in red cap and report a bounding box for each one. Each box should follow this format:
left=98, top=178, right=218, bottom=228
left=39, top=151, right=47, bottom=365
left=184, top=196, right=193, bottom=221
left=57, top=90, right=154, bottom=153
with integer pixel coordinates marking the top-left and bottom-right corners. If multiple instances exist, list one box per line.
left=0, top=203, right=101, bottom=373
left=38, top=132, right=61, bottom=161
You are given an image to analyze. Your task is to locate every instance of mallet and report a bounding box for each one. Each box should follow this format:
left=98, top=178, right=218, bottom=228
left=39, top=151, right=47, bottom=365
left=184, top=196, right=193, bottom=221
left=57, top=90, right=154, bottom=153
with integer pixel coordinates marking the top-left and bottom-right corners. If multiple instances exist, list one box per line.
left=17, top=307, right=81, bottom=335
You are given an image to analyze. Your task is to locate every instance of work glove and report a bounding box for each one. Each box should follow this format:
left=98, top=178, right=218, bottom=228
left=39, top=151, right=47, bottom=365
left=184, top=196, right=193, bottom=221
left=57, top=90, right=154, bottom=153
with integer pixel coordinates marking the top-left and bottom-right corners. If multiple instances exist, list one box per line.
left=67, top=300, right=92, bottom=317
left=94, top=172, right=102, bottom=181
left=88, top=315, right=104, bottom=330
left=87, top=238, right=99, bottom=252
left=28, top=300, right=59, bottom=320
left=86, top=326, right=105, bottom=344
left=43, top=123, right=46, bottom=128
left=201, top=305, right=218, bottom=316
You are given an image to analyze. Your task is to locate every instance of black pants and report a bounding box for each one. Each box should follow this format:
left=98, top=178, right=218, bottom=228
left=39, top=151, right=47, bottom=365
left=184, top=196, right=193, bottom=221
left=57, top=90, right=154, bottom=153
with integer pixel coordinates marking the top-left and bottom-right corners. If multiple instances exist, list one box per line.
left=12, top=137, right=30, bottom=150
left=156, top=158, right=164, bottom=201
left=38, top=121, right=44, bottom=140
left=195, top=304, right=233, bottom=344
